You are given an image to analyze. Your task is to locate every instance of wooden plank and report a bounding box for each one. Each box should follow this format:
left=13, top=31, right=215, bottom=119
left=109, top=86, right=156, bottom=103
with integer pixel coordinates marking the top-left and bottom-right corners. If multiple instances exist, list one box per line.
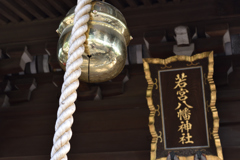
left=214, top=56, right=232, bottom=86
left=47, top=0, right=68, bottom=15
left=27, top=42, right=49, bottom=56
left=126, top=0, right=138, bottom=8
left=8, top=72, right=57, bottom=85
left=142, top=0, right=152, bottom=6
left=2, top=98, right=240, bottom=138
left=6, top=90, right=32, bottom=104
left=0, top=14, right=8, bottom=24
left=205, top=23, right=228, bottom=37
left=218, top=101, right=240, bottom=124
left=0, top=0, right=32, bottom=22
left=15, top=0, right=46, bottom=20
left=45, top=42, right=61, bottom=70
left=217, top=88, right=240, bottom=102
left=147, top=37, right=224, bottom=58
left=0, top=108, right=149, bottom=138
left=6, top=46, right=26, bottom=58
left=0, top=58, right=24, bottom=75
left=0, top=124, right=238, bottom=157
left=31, top=0, right=60, bottom=18
left=62, top=0, right=75, bottom=8
left=1, top=46, right=33, bottom=74
left=173, top=0, right=181, bottom=3
left=0, top=17, right=61, bottom=46
left=0, top=80, right=11, bottom=93
left=219, top=125, right=240, bottom=147
left=99, top=81, right=124, bottom=97
left=2, top=1, right=240, bottom=47
left=0, top=92, right=147, bottom=117
left=0, top=6, right=20, bottom=23
left=228, top=68, right=240, bottom=88
left=0, top=151, right=150, bottom=160
left=158, top=0, right=167, bottom=3
left=0, top=74, right=148, bottom=115
left=12, top=77, right=37, bottom=90
left=0, top=130, right=151, bottom=157
left=0, top=94, right=9, bottom=107
left=3, top=0, right=240, bottom=47
left=222, top=147, right=240, bottom=160
left=77, top=86, right=102, bottom=101
left=194, top=37, right=224, bottom=54
left=123, top=1, right=215, bottom=27
left=0, top=147, right=239, bottom=160
left=216, top=0, right=236, bottom=17
left=0, top=65, right=240, bottom=114
left=147, top=41, right=175, bottom=59
left=144, top=30, right=166, bottom=44
left=107, top=0, right=124, bottom=9
left=1, top=76, right=240, bottom=120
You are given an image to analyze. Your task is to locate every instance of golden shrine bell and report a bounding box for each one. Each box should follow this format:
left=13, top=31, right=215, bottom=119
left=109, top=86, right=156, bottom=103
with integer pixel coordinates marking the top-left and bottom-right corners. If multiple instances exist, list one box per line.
left=57, top=1, right=131, bottom=83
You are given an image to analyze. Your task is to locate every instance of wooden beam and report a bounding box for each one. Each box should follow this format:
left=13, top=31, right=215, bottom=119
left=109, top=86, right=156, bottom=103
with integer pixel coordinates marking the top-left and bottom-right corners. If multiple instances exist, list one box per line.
left=0, top=17, right=61, bottom=46
left=173, top=0, right=181, bottom=3
left=0, top=47, right=32, bottom=75
left=158, top=0, right=167, bottom=3
left=0, top=7, right=20, bottom=23
left=3, top=0, right=240, bottom=47
left=99, top=81, right=124, bottom=97
left=194, top=37, right=224, bottom=53
left=27, top=42, right=49, bottom=56
left=0, top=0, right=32, bottom=22
left=16, top=0, right=46, bottom=20
left=144, top=30, right=166, bottom=44
left=6, top=90, right=32, bottom=104
left=217, top=87, right=240, bottom=102
left=146, top=41, right=175, bottom=59
left=0, top=151, right=150, bottom=160
left=77, top=86, right=102, bottom=101
left=107, top=0, right=124, bottom=9
left=125, top=0, right=138, bottom=8
left=45, top=42, right=61, bottom=70
left=0, top=58, right=24, bottom=75
left=0, top=80, right=11, bottom=93
left=62, top=0, right=75, bottom=8
left=0, top=14, right=8, bottom=24
left=12, top=77, right=37, bottom=90
left=218, top=101, right=240, bottom=124
left=0, top=148, right=238, bottom=160
left=31, top=0, right=59, bottom=18
left=47, top=0, right=68, bottom=15
left=205, top=23, right=228, bottom=37
left=0, top=108, right=148, bottom=137
left=0, top=94, right=9, bottom=107
left=141, top=0, right=152, bottom=6
left=0, top=130, right=150, bottom=157
left=147, top=37, right=224, bottom=58
left=6, top=46, right=27, bottom=58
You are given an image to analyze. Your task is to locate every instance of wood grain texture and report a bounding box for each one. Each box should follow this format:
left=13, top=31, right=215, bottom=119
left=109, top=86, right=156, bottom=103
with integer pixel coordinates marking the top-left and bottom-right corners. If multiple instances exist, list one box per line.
left=0, top=1, right=240, bottom=159
left=0, top=66, right=239, bottom=159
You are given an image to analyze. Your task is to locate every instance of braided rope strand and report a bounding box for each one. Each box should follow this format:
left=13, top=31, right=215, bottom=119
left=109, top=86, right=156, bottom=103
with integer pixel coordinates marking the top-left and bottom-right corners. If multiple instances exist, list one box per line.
left=50, top=0, right=92, bottom=159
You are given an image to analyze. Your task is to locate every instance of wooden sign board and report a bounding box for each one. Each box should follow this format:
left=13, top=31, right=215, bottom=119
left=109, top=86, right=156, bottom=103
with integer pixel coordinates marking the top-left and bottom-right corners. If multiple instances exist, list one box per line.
left=143, top=51, right=223, bottom=160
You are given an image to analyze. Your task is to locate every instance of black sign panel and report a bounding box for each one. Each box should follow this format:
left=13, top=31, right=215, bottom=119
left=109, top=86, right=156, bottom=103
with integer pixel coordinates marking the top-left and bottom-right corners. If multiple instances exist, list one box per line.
left=143, top=51, right=223, bottom=160
left=159, top=67, right=209, bottom=150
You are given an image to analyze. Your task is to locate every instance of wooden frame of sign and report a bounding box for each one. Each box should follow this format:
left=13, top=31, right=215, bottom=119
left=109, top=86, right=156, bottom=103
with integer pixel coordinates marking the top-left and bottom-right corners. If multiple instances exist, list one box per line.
left=143, top=51, right=223, bottom=160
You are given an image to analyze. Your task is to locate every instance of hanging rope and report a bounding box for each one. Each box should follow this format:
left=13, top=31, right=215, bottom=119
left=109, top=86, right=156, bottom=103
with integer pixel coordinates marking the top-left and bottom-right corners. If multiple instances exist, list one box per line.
left=50, top=0, right=92, bottom=159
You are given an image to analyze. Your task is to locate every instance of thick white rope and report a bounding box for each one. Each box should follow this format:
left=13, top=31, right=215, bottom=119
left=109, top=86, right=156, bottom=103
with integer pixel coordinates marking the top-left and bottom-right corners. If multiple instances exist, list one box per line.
left=50, top=0, right=92, bottom=159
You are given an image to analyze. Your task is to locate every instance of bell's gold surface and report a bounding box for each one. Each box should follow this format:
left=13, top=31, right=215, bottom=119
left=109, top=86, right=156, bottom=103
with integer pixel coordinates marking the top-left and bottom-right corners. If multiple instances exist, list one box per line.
left=57, top=1, right=131, bottom=83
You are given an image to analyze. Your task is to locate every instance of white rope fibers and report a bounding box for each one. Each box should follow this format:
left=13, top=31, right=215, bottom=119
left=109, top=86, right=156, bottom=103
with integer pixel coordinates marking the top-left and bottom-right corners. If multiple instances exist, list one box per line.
left=50, top=0, right=92, bottom=159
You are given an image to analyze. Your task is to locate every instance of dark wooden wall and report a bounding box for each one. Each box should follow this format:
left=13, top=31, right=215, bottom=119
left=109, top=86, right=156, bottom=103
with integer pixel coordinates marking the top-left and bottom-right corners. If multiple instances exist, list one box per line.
left=0, top=63, right=240, bottom=160
left=1, top=0, right=240, bottom=160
